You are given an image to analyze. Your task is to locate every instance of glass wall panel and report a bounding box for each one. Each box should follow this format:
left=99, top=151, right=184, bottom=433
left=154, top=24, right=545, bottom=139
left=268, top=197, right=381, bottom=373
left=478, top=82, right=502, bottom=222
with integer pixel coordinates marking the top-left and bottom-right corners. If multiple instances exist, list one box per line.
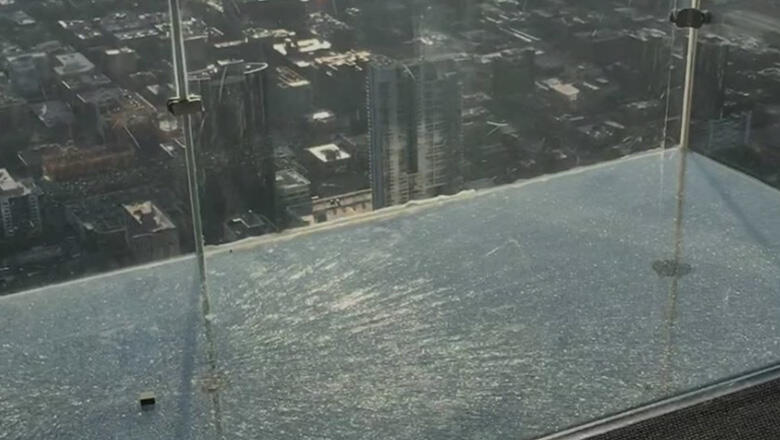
left=0, top=0, right=199, bottom=294
left=672, top=0, right=780, bottom=399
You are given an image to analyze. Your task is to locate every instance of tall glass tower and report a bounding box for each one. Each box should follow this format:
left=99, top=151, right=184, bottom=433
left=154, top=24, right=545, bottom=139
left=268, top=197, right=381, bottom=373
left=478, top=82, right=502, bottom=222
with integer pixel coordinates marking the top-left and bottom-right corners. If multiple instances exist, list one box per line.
left=188, top=60, right=276, bottom=240
left=367, top=56, right=463, bottom=210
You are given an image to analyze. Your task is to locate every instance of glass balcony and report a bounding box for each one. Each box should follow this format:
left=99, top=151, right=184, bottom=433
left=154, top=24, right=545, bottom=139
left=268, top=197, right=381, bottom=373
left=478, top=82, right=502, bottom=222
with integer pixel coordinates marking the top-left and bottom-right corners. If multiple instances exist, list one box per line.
left=1, top=0, right=780, bottom=439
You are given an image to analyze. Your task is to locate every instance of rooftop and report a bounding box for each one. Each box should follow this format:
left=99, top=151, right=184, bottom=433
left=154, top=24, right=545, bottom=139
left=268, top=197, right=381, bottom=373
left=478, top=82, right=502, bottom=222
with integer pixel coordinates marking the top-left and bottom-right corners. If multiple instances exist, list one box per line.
left=114, top=28, right=159, bottom=41
left=76, top=87, right=154, bottom=119
left=273, top=38, right=332, bottom=56
left=0, top=168, right=27, bottom=195
left=224, top=211, right=273, bottom=240
left=53, top=52, right=95, bottom=77
left=2, top=150, right=780, bottom=439
left=274, top=66, right=310, bottom=88
left=64, top=188, right=170, bottom=234
left=123, top=201, right=176, bottom=233
left=99, top=10, right=166, bottom=35
left=275, top=168, right=310, bottom=189
left=57, top=19, right=103, bottom=41
left=314, top=50, right=371, bottom=70
left=29, top=101, right=76, bottom=128
left=244, top=27, right=296, bottom=41
left=306, top=110, right=336, bottom=123
left=105, top=47, right=135, bottom=56
left=61, top=73, right=113, bottom=93
left=542, top=78, right=580, bottom=99
left=153, top=17, right=209, bottom=39
left=189, top=61, right=269, bottom=83
left=307, top=143, right=351, bottom=163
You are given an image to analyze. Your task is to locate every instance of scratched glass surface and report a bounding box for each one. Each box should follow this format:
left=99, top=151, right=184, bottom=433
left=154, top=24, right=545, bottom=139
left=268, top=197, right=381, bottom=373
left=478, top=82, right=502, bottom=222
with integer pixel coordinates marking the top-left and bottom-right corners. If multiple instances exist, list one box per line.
left=4, top=0, right=780, bottom=439
left=4, top=151, right=780, bottom=439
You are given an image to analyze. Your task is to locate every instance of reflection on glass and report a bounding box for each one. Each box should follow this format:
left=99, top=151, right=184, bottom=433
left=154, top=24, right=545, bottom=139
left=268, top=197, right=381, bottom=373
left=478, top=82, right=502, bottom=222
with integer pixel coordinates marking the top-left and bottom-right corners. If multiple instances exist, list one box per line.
left=690, top=1, right=780, bottom=188
left=0, top=1, right=198, bottom=294
left=180, top=0, right=687, bottom=246
left=670, top=0, right=780, bottom=403
left=0, top=0, right=699, bottom=293
left=188, top=59, right=276, bottom=243
left=4, top=0, right=780, bottom=438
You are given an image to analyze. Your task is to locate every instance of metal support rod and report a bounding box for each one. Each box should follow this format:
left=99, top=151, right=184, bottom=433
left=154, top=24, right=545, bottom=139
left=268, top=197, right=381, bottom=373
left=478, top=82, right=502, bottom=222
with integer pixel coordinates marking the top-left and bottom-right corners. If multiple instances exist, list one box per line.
left=167, top=0, right=207, bottom=291
left=678, top=0, right=701, bottom=151
left=167, top=1, right=224, bottom=436
left=672, top=0, right=701, bottom=289
left=169, top=0, right=190, bottom=97
left=182, top=115, right=208, bottom=293
left=663, top=0, right=702, bottom=393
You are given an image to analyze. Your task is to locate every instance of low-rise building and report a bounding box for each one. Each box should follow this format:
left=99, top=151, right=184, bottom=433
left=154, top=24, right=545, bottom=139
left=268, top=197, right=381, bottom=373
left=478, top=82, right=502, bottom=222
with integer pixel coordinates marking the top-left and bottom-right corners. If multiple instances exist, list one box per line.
left=42, top=143, right=135, bottom=181
left=538, top=78, right=580, bottom=110
left=305, top=143, right=351, bottom=177
left=275, top=169, right=311, bottom=213
left=291, top=189, right=373, bottom=226
left=223, top=210, right=275, bottom=242
left=53, top=52, right=95, bottom=78
left=122, top=201, right=180, bottom=263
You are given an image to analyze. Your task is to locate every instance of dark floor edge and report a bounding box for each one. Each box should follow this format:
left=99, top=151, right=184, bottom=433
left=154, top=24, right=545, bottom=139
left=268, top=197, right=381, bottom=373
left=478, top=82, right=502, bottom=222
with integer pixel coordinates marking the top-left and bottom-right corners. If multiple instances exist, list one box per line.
left=534, top=362, right=780, bottom=440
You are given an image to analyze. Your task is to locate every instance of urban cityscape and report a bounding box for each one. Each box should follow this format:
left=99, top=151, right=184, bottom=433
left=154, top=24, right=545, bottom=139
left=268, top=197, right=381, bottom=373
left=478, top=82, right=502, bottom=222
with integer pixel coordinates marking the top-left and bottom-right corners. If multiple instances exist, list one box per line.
left=1, top=0, right=779, bottom=294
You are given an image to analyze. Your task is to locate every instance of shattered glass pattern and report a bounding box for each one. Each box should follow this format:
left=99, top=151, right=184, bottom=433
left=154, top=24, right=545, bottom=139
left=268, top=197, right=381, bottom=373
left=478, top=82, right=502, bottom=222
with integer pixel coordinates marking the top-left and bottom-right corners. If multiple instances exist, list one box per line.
left=2, top=151, right=780, bottom=440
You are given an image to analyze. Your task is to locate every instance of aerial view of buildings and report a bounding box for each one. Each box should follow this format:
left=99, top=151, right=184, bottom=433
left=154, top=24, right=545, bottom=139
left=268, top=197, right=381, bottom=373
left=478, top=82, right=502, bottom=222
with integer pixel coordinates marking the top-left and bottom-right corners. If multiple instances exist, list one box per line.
left=1, top=0, right=779, bottom=294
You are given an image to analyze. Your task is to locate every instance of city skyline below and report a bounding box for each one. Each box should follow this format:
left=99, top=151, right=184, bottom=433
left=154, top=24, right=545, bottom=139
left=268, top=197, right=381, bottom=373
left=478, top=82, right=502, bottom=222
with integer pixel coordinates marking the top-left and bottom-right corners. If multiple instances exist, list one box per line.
left=1, top=0, right=779, bottom=294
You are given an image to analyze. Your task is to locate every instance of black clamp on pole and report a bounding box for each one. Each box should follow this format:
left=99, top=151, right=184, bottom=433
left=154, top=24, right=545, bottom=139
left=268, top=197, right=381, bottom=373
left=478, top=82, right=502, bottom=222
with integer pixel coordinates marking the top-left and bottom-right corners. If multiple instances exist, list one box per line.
left=167, top=95, right=203, bottom=116
left=670, top=8, right=712, bottom=29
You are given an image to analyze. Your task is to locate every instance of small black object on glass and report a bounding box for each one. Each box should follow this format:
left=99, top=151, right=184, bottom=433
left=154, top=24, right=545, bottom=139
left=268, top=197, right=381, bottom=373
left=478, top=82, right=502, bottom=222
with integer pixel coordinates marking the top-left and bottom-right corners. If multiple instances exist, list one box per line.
left=670, top=8, right=712, bottom=29
left=166, top=96, right=203, bottom=116
left=139, top=391, right=156, bottom=409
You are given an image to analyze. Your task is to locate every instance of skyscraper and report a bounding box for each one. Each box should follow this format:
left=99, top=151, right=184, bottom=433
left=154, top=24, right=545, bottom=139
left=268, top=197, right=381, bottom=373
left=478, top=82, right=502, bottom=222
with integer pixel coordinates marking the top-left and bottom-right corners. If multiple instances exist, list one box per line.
left=189, top=60, right=276, bottom=239
left=368, top=56, right=463, bottom=210
left=0, top=168, right=42, bottom=240
left=189, top=60, right=269, bottom=156
left=693, top=35, right=730, bottom=121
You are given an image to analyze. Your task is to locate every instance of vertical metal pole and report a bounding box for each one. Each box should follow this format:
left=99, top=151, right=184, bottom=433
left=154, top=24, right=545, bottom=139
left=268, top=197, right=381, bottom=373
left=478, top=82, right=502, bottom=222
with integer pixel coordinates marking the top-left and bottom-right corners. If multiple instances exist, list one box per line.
left=167, top=3, right=224, bottom=436
left=168, top=0, right=207, bottom=292
left=169, top=0, right=189, bottom=97
left=672, top=0, right=701, bottom=283
left=678, top=0, right=701, bottom=151
left=663, top=0, right=702, bottom=393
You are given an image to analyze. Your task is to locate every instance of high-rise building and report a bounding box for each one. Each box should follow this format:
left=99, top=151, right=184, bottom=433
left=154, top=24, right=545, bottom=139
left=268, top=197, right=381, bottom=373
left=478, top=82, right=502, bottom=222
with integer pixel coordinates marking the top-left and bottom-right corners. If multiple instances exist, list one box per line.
left=0, top=168, right=42, bottom=240
left=628, top=28, right=670, bottom=96
left=368, top=56, right=463, bottom=210
left=693, top=35, right=730, bottom=121
left=312, top=50, right=372, bottom=131
left=222, top=0, right=244, bottom=39
left=189, top=60, right=276, bottom=237
left=189, top=60, right=269, bottom=154
left=268, top=66, right=313, bottom=124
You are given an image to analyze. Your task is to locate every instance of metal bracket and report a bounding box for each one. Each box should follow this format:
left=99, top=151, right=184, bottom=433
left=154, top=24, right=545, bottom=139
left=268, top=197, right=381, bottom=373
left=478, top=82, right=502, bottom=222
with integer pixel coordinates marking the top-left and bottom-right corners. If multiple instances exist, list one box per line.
left=670, top=8, right=712, bottom=29
left=167, top=95, right=203, bottom=116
